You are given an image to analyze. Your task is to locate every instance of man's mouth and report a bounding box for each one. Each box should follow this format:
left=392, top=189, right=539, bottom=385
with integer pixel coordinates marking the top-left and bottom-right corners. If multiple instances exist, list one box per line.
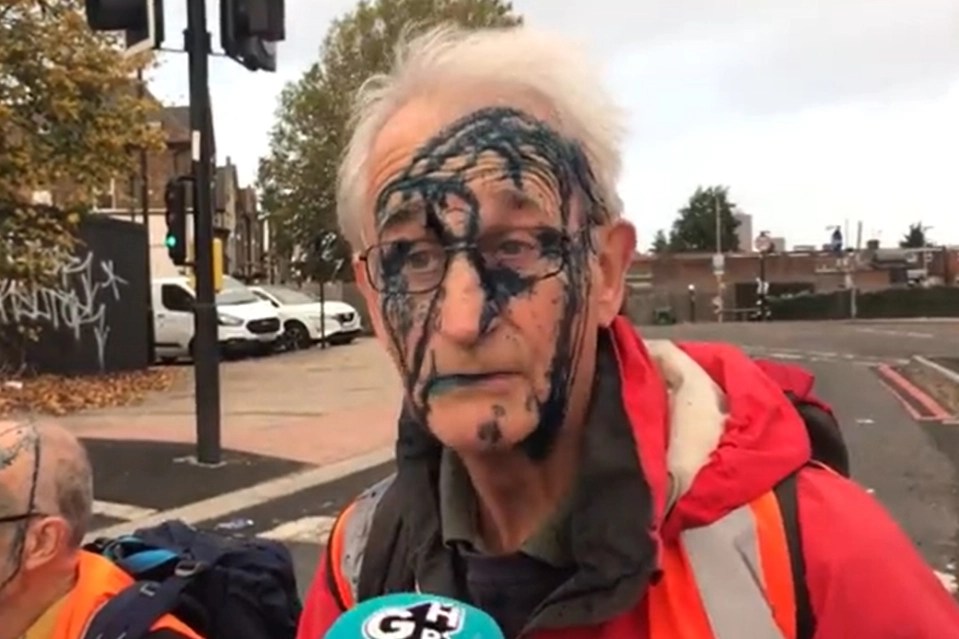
left=427, top=372, right=516, bottom=396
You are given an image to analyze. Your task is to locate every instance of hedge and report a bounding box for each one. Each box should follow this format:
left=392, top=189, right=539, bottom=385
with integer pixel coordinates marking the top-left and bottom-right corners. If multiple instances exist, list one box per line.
left=768, top=286, right=959, bottom=320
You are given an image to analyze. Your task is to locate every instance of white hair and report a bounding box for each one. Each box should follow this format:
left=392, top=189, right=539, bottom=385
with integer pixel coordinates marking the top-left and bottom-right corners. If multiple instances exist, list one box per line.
left=336, top=23, right=628, bottom=249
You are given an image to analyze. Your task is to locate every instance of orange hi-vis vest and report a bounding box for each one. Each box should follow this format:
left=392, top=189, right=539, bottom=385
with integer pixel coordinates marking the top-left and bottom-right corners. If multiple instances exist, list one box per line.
left=50, top=551, right=201, bottom=639
left=327, top=479, right=799, bottom=639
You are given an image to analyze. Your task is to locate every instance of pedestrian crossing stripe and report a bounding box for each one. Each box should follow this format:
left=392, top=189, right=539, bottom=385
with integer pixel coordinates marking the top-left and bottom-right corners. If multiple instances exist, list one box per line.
left=93, top=500, right=158, bottom=521
left=259, top=516, right=336, bottom=544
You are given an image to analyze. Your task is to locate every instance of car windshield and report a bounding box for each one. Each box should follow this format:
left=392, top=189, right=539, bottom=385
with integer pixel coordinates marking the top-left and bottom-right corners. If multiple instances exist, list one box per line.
left=262, top=286, right=315, bottom=305
left=215, top=277, right=260, bottom=305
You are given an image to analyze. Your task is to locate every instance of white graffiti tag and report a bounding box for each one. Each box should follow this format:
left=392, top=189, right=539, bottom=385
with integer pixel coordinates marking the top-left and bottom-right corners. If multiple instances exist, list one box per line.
left=0, top=252, right=128, bottom=371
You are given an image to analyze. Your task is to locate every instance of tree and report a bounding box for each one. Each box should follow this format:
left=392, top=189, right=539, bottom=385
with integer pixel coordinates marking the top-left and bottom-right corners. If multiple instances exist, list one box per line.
left=258, top=0, right=523, bottom=279
left=1, top=0, right=162, bottom=368
left=900, top=222, right=930, bottom=248
left=651, top=229, right=669, bottom=253
left=667, top=185, right=741, bottom=253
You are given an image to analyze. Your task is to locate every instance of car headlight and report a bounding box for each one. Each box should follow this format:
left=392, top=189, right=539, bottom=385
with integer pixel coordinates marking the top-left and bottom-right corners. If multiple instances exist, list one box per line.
left=217, top=314, right=243, bottom=326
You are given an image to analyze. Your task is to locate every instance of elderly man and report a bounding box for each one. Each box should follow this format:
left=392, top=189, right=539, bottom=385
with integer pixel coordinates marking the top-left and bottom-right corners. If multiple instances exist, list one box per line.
left=0, top=422, right=198, bottom=639
left=298, top=24, right=959, bottom=639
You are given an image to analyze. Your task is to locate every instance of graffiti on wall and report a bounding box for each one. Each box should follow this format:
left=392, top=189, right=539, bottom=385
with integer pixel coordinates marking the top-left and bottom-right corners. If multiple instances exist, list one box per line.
left=0, top=251, right=128, bottom=371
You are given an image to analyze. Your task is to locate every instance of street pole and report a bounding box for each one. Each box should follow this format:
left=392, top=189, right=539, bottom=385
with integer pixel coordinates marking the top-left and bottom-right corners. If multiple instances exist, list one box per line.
left=137, top=66, right=156, bottom=366
left=186, top=0, right=221, bottom=464
left=759, top=251, right=767, bottom=321
left=714, top=192, right=724, bottom=323
left=714, top=194, right=722, bottom=256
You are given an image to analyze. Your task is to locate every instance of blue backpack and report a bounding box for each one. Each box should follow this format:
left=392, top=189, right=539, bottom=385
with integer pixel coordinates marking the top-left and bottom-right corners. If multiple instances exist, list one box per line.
left=83, top=519, right=301, bottom=639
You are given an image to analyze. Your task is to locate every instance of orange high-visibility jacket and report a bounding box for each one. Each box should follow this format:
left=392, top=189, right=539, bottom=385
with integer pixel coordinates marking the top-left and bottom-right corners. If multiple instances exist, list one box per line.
left=51, top=551, right=201, bottom=639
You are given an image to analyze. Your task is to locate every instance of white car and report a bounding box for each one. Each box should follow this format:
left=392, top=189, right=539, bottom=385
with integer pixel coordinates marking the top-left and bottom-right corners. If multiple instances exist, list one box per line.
left=249, top=285, right=363, bottom=350
left=152, top=275, right=281, bottom=362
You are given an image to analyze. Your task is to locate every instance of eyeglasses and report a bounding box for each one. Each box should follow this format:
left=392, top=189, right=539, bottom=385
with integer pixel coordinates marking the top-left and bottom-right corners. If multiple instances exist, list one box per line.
left=0, top=512, right=47, bottom=525
left=358, top=227, right=574, bottom=294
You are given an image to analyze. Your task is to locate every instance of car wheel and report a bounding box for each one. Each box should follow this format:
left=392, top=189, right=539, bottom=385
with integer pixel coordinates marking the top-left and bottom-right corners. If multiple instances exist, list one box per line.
left=284, top=321, right=312, bottom=350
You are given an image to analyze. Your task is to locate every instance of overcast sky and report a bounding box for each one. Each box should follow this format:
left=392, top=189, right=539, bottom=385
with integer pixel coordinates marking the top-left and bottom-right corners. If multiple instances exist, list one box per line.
left=148, top=0, right=959, bottom=251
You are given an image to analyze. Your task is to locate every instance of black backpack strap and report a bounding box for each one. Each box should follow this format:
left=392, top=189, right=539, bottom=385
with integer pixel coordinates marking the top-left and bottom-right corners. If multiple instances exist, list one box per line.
left=84, top=562, right=206, bottom=639
left=773, top=472, right=816, bottom=639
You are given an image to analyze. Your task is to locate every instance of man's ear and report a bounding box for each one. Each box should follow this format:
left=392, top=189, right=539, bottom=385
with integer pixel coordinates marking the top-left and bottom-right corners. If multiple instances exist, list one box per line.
left=352, top=256, right=370, bottom=295
left=21, top=516, right=71, bottom=571
left=353, top=256, right=390, bottom=340
left=594, top=219, right=636, bottom=327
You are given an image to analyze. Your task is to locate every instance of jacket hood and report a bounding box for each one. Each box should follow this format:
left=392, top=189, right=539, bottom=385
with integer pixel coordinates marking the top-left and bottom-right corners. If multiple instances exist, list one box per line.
left=613, top=318, right=812, bottom=540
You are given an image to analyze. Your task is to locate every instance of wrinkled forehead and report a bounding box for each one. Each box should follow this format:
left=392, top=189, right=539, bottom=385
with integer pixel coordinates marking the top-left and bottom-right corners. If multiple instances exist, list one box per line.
left=362, top=91, right=594, bottom=242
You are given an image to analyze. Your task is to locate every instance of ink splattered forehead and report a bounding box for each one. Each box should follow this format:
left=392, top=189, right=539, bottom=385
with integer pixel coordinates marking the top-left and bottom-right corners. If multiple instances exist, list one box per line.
left=365, top=96, right=602, bottom=242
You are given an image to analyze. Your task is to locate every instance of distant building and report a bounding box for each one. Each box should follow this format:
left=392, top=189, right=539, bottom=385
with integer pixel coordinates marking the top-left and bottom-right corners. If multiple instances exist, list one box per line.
left=734, top=212, right=753, bottom=253
left=769, top=236, right=787, bottom=253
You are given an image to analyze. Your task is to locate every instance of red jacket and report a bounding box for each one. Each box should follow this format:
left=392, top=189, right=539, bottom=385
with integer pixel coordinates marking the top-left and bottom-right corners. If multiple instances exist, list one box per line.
left=298, top=319, right=959, bottom=638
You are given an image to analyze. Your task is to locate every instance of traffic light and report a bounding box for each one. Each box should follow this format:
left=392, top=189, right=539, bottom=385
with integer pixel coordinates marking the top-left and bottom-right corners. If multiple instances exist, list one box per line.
left=220, top=0, right=285, bottom=72
left=84, top=0, right=165, bottom=56
left=188, top=238, right=224, bottom=292
left=164, top=177, right=189, bottom=266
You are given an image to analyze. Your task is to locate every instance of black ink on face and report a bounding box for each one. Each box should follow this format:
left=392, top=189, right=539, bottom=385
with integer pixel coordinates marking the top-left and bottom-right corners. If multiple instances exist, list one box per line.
left=372, top=106, right=604, bottom=461
left=0, top=424, right=41, bottom=594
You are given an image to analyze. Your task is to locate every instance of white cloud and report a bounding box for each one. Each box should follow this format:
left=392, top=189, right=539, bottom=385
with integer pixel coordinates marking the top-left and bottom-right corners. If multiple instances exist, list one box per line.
left=145, top=0, right=959, bottom=248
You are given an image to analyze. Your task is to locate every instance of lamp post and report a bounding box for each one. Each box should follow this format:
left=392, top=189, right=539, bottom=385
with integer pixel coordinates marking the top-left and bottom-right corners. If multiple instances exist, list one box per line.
left=713, top=192, right=724, bottom=323
left=755, top=231, right=774, bottom=321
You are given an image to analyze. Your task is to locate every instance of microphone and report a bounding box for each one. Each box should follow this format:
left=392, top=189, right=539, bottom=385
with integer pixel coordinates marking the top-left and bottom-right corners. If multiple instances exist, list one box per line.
left=323, top=593, right=505, bottom=639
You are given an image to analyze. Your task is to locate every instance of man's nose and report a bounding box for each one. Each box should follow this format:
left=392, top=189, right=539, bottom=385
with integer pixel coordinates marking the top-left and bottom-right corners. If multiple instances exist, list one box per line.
left=436, top=255, right=490, bottom=345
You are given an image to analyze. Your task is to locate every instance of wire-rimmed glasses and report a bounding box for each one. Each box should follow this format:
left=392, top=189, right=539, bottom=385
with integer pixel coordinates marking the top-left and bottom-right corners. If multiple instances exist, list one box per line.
left=359, top=226, right=572, bottom=294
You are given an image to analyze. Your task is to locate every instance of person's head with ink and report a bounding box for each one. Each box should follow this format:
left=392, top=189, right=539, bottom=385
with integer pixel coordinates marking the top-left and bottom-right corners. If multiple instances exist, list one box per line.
left=343, top=26, right=636, bottom=464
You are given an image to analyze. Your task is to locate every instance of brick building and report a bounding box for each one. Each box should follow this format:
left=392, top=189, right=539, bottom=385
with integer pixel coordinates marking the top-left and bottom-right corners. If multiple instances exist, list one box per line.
left=625, top=247, right=958, bottom=324
left=233, top=186, right=268, bottom=280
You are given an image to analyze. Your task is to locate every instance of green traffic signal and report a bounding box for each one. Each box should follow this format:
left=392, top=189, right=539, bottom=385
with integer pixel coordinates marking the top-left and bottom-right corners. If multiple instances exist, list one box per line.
left=165, top=234, right=177, bottom=248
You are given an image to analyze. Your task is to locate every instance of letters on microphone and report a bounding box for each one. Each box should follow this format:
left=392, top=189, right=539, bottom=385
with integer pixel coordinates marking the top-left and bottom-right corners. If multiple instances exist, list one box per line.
left=362, top=601, right=464, bottom=639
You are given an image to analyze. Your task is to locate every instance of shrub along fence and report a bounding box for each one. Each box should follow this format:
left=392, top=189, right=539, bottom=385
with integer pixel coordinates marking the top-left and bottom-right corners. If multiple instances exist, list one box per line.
left=768, top=286, right=959, bottom=321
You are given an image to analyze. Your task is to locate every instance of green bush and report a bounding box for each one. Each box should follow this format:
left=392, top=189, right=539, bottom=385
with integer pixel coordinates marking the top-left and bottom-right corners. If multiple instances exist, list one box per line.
left=769, top=286, right=959, bottom=320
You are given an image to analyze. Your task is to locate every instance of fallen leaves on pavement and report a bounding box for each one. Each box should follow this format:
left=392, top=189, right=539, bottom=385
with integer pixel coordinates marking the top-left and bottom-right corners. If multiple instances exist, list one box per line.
left=0, top=368, right=183, bottom=417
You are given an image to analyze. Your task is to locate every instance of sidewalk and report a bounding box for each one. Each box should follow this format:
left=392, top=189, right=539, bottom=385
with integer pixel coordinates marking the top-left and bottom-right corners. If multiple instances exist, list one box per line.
left=31, top=339, right=404, bottom=532
left=50, top=338, right=403, bottom=466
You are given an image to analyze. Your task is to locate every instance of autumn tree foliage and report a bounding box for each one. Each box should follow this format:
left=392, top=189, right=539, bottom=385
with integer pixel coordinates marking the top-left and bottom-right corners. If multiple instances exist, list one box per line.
left=258, top=0, right=522, bottom=279
left=0, top=0, right=163, bottom=369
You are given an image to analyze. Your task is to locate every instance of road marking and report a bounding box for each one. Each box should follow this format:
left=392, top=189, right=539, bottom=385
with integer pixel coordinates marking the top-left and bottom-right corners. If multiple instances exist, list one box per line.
left=914, top=355, right=959, bottom=386
left=84, top=445, right=395, bottom=543
left=260, top=516, right=336, bottom=543
left=856, top=327, right=934, bottom=339
left=876, top=364, right=952, bottom=420
left=935, top=570, right=958, bottom=594
left=93, top=500, right=158, bottom=521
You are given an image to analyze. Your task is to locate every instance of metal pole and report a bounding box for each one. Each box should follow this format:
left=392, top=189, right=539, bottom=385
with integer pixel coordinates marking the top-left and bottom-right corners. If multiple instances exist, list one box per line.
left=186, top=0, right=221, bottom=464
left=137, top=67, right=156, bottom=366
left=319, top=279, right=326, bottom=348
left=714, top=191, right=724, bottom=323
left=759, top=251, right=767, bottom=321
left=714, top=192, right=722, bottom=254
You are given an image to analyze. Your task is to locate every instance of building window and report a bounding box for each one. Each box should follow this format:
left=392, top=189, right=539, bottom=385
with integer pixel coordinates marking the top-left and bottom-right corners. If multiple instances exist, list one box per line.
left=93, top=179, right=116, bottom=210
